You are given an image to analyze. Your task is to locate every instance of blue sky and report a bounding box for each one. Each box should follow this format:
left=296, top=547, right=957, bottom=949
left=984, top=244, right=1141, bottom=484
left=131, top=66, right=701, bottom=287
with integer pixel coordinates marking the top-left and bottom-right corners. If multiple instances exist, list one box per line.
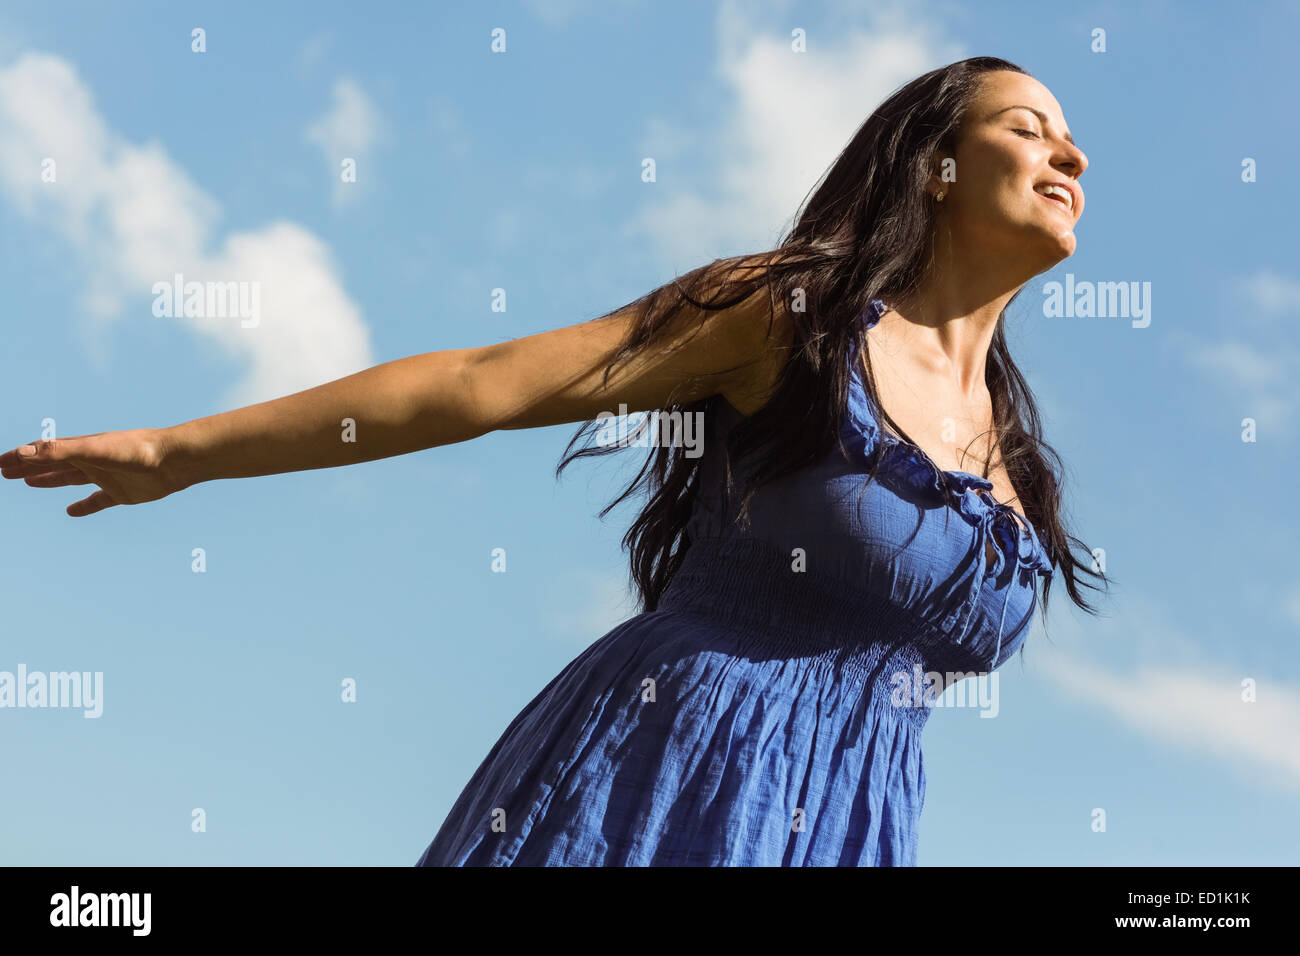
left=1, top=0, right=1297, bottom=865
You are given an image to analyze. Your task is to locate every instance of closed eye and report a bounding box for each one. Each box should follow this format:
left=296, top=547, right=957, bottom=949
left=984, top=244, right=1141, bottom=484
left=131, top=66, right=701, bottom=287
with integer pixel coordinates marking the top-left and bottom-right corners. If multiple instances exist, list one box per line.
left=1013, top=128, right=1040, bottom=139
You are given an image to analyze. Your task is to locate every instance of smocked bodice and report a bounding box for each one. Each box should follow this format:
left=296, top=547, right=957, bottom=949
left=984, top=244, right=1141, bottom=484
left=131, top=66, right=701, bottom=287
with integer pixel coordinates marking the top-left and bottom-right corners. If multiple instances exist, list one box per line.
left=666, top=299, right=1054, bottom=691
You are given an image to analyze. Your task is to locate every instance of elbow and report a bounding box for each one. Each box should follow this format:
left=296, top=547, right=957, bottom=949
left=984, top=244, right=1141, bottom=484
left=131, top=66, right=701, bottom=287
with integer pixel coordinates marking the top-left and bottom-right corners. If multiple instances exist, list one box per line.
left=459, top=346, right=507, bottom=436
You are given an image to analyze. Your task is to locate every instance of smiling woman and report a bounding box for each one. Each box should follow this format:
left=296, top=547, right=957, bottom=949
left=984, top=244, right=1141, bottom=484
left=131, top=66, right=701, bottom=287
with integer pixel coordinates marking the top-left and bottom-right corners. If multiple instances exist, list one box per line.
left=1, top=55, right=1109, bottom=867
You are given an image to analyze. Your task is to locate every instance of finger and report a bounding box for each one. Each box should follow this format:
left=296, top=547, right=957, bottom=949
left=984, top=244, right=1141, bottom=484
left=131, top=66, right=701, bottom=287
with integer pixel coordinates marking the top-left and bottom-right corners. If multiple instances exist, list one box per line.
left=3, top=436, right=102, bottom=469
left=67, top=489, right=118, bottom=517
left=24, top=469, right=93, bottom=488
left=0, top=442, right=44, bottom=469
left=1, top=460, right=83, bottom=479
left=0, top=439, right=65, bottom=470
left=2, top=433, right=118, bottom=471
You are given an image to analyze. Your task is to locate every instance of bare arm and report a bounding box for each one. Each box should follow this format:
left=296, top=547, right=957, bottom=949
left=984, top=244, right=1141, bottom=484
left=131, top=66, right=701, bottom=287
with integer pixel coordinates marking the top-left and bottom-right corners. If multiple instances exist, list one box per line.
left=2, top=261, right=790, bottom=516
left=164, top=282, right=786, bottom=489
left=160, top=346, right=487, bottom=487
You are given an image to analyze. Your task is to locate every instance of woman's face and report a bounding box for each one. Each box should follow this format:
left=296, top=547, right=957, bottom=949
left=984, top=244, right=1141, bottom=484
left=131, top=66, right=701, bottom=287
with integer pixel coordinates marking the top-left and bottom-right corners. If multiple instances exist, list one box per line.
left=936, top=70, right=1088, bottom=269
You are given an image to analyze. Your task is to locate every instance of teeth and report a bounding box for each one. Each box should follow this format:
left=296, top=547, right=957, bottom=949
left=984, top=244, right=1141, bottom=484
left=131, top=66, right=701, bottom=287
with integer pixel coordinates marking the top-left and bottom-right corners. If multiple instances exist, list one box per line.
left=1035, top=183, right=1073, bottom=210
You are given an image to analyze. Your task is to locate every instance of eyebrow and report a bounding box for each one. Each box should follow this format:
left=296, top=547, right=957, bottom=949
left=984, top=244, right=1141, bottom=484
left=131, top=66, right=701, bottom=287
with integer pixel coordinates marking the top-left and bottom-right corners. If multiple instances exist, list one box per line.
left=995, top=104, right=1076, bottom=146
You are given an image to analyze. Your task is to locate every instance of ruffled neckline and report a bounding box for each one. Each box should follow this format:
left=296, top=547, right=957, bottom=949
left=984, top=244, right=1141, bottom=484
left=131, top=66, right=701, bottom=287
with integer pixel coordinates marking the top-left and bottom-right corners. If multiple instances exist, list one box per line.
left=844, top=299, right=1053, bottom=577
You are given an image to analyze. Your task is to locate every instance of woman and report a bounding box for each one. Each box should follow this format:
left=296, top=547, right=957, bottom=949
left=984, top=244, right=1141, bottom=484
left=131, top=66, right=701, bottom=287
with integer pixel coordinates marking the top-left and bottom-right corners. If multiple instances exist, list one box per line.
left=2, top=56, right=1106, bottom=866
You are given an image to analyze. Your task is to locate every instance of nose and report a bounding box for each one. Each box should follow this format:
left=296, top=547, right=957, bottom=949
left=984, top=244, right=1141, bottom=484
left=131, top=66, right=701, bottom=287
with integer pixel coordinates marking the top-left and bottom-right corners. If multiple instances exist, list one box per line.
left=1055, top=141, right=1088, bottom=180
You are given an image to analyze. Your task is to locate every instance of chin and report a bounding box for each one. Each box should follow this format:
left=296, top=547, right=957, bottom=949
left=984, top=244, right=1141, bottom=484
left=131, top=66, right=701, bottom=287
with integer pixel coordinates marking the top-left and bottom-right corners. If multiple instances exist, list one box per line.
left=1048, top=231, right=1076, bottom=258
left=1035, top=221, right=1077, bottom=261
left=1017, top=234, right=1075, bottom=277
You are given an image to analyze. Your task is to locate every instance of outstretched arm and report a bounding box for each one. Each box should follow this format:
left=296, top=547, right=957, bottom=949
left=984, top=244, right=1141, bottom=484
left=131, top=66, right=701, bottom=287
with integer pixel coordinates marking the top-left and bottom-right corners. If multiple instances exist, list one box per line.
left=168, top=281, right=785, bottom=482
left=2, top=274, right=789, bottom=516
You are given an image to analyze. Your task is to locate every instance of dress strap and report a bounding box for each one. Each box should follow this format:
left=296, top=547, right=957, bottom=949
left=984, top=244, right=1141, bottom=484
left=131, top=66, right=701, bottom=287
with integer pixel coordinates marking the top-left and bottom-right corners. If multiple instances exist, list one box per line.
left=862, top=298, right=889, bottom=330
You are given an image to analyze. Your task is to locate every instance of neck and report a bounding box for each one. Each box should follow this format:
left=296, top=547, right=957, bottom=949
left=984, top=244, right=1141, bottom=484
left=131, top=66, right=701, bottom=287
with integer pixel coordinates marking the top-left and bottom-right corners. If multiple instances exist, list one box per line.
left=884, top=251, right=1031, bottom=398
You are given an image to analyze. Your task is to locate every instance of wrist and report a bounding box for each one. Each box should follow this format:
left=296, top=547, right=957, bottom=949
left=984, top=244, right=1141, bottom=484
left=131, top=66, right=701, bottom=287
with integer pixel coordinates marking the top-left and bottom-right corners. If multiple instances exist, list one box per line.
left=158, top=421, right=208, bottom=490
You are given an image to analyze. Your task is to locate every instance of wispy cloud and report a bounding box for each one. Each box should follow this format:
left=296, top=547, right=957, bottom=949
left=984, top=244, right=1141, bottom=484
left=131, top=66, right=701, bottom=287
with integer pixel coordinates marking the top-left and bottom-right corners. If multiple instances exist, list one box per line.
left=0, top=51, right=376, bottom=408
left=1033, top=602, right=1300, bottom=793
left=431, top=92, right=472, bottom=160
left=295, top=32, right=332, bottom=78
left=1181, top=269, right=1300, bottom=434
left=1185, top=341, right=1286, bottom=388
left=631, top=0, right=962, bottom=269
left=1283, top=584, right=1300, bottom=629
left=1235, top=268, right=1300, bottom=316
left=305, top=75, right=384, bottom=207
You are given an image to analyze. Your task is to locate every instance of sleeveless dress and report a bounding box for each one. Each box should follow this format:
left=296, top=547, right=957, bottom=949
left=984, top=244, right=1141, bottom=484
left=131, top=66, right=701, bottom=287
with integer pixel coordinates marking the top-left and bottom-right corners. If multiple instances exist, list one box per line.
left=415, top=299, right=1054, bottom=866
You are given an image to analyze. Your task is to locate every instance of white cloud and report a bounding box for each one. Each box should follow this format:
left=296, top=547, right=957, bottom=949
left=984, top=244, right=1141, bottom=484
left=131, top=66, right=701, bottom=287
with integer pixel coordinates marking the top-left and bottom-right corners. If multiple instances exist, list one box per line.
left=1181, top=272, right=1300, bottom=433
left=305, top=76, right=384, bottom=207
left=631, top=0, right=963, bottom=270
left=1283, top=584, right=1300, bottom=629
left=1037, top=648, right=1300, bottom=793
left=1029, top=595, right=1300, bottom=794
left=1236, top=268, right=1300, bottom=316
left=0, top=51, right=376, bottom=408
left=1185, top=340, right=1285, bottom=388
left=203, top=223, right=371, bottom=404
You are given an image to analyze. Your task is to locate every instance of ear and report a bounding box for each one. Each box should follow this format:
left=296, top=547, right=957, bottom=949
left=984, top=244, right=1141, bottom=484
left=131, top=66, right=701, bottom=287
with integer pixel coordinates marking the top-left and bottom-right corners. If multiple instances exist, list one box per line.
left=927, top=151, right=956, bottom=196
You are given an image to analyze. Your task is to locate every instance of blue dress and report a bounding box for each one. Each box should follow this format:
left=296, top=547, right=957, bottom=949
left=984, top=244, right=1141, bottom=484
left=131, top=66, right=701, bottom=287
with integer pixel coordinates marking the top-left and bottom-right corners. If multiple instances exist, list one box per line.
left=416, top=299, right=1054, bottom=866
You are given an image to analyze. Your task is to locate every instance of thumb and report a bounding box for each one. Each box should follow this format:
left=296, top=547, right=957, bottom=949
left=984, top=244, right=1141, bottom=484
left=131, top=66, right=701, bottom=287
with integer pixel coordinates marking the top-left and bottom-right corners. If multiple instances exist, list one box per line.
left=18, top=439, right=63, bottom=462
left=17, top=437, right=99, bottom=469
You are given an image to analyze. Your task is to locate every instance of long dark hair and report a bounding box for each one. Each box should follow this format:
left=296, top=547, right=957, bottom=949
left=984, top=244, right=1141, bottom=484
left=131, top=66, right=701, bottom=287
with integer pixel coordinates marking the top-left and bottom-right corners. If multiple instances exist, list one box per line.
left=556, top=56, right=1108, bottom=640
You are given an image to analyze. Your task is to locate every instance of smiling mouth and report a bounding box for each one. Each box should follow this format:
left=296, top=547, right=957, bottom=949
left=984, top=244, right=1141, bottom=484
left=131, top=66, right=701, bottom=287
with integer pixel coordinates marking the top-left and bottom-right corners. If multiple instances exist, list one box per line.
left=1034, top=184, right=1075, bottom=214
left=1038, top=193, right=1071, bottom=214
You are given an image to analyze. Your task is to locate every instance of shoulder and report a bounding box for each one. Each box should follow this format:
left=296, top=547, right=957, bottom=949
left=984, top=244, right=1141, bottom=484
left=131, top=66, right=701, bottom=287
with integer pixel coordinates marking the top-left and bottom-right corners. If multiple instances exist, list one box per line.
left=693, top=253, right=797, bottom=417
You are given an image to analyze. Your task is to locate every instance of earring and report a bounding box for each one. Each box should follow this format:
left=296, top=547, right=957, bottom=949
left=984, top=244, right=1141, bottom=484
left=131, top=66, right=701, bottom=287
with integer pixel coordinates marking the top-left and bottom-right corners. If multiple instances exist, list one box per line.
left=936, top=191, right=945, bottom=201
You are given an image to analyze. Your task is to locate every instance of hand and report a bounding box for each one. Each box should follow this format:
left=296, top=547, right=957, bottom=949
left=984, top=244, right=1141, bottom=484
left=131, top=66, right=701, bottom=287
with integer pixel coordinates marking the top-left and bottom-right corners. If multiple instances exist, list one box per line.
left=0, top=428, right=186, bottom=517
